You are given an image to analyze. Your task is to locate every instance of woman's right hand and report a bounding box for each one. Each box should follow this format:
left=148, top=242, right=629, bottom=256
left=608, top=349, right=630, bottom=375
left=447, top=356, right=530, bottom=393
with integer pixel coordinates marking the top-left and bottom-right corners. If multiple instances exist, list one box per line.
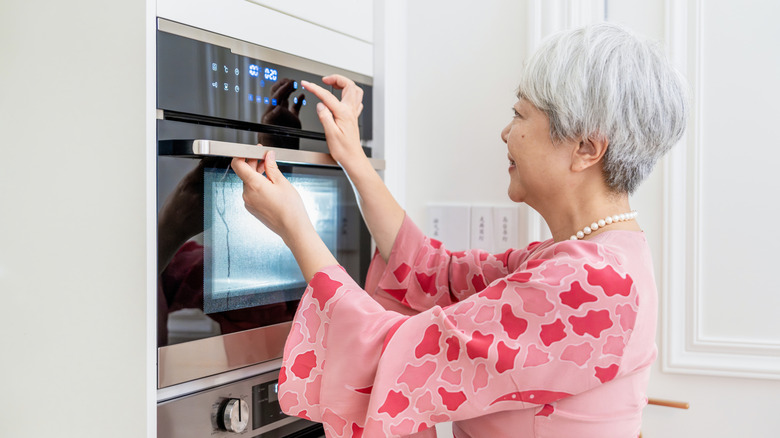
left=301, top=75, right=367, bottom=170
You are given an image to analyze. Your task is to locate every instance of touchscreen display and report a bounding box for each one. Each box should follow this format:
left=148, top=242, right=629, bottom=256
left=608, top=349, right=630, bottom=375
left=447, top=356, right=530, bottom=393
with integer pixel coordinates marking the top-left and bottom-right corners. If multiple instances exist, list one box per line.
left=202, top=167, right=339, bottom=314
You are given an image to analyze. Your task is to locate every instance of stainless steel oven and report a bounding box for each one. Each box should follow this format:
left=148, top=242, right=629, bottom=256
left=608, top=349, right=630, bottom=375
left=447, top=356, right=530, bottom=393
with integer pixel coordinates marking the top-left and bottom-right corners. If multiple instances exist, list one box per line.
left=155, top=19, right=380, bottom=437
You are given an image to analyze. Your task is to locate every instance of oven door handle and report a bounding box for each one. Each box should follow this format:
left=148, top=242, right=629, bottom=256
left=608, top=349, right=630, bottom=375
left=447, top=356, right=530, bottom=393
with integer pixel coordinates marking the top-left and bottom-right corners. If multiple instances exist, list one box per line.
left=190, top=139, right=386, bottom=170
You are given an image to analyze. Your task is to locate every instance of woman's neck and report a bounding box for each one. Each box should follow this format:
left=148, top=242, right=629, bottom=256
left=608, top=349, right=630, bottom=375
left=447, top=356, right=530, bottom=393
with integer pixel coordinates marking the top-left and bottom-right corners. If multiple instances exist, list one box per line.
left=537, top=192, right=638, bottom=242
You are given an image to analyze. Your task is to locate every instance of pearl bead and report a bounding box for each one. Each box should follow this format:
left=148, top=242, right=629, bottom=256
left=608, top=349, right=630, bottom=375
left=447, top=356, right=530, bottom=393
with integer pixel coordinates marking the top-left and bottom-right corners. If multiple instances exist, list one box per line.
left=570, top=211, right=638, bottom=240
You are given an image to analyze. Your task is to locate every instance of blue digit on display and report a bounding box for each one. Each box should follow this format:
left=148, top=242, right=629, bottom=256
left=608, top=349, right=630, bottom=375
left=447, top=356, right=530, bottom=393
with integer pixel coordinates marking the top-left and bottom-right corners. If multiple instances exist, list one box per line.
left=249, top=65, right=259, bottom=77
left=263, top=67, right=278, bottom=82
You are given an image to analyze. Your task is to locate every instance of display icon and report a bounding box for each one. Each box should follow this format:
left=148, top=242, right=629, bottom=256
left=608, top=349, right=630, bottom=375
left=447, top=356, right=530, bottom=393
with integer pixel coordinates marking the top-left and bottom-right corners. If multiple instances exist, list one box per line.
left=249, top=64, right=259, bottom=77
left=235, top=68, right=240, bottom=76
left=263, top=67, right=278, bottom=81
left=248, top=94, right=254, bottom=101
left=224, top=83, right=229, bottom=91
left=211, top=81, right=218, bottom=88
left=235, top=85, right=240, bottom=92
left=264, top=97, right=270, bottom=104
left=212, top=63, right=217, bottom=71
left=224, top=65, right=229, bottom=74
left=293, top=81, right=298, bottom=89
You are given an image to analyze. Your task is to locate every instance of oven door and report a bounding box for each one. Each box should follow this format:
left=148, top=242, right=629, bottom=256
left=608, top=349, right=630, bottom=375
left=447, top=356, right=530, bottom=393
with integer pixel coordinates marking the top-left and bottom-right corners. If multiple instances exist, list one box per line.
left=157, top=139, right=380, bottom=388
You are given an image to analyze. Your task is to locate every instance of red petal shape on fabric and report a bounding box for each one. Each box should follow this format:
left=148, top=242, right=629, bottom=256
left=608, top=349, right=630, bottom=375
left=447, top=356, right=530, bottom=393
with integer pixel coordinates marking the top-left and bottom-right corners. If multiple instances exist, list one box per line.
left=290, top=350, right=317, bottom=379
left=500, top=303, right=528, bottom=339
left=354, top=386, right=373, bottom=394
left=445, top=336, right=461, bottom=361
left=383, top=288, right=408, bottom=302
left=568, top=309, right=613, bottom=338
left=523, top=344, right=550, bottom=367
left=299, top=410, right=311, bottom=421
left=393, top=263, right=412, bottom=282
left=415, top=272, right=438, bottom=296
left=278, top=366, right=287, bottom=385
left=378, top=390, right=410, bottom=418
left=490, top=390, right=571, bottom=406
left=595, top=364, right=619, bottom=383
left=535, top=404, right=555, bottom=417
left=559, top=281, right=599, bottom=310
left=429, top=238, right=443, bottom=249
left=438, top=388, right=467, bottom=411
left=466, top=331, right=494, bottom=359
left=507, top=271, right=532, bottom=283
left=310, top=273, right=343, bottom=311
left=539, top=319, right=567, bottom=346
left=496, top=341, right=522, bottom=373
left=471, top=273, right=487, bottom=292
left=584, top=264, right=633, bottom=297
left=478, top=281, right=505, bottom=299
left=415, top=324, right=442, bottom=358
left=351, top=422, right=364, bottom=438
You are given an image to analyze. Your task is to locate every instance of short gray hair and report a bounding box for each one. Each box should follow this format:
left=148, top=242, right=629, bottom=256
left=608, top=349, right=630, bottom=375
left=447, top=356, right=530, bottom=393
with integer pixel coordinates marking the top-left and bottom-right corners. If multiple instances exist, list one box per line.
left=517, top=23, right=688, bottom=194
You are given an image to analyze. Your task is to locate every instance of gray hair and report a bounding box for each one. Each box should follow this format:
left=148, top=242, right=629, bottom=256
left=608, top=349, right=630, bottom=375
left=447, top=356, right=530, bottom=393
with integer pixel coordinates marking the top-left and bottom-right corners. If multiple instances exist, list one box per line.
left=517, top=23, right=688, bottom=194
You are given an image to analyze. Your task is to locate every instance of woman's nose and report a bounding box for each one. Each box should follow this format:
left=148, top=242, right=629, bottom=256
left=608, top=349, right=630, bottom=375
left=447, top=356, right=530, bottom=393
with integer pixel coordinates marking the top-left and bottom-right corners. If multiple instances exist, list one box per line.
left=500, top=123, right=510, bottom=144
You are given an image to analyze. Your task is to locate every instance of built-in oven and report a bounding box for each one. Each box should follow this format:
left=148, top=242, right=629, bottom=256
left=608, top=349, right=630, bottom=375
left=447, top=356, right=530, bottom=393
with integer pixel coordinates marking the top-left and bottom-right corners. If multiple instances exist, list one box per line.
left=155, top=19, right=381, bottom=437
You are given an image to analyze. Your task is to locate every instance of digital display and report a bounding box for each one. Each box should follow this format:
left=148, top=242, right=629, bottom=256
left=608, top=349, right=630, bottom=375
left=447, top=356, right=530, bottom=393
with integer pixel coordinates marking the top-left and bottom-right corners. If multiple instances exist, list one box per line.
left=249, top=64, right=259, bottom=77
left=264, top=67, right=278, bottom=81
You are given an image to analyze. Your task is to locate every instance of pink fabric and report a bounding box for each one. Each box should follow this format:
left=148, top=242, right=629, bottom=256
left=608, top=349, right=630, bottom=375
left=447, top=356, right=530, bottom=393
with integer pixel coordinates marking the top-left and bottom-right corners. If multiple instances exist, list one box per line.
left=279, top=215, right=657, bottom=437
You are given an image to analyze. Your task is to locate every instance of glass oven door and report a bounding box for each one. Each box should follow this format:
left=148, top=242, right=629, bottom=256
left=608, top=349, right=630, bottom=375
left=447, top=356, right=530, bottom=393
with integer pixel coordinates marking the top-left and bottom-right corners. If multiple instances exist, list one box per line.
left=157, top=140, right=380, bottom=388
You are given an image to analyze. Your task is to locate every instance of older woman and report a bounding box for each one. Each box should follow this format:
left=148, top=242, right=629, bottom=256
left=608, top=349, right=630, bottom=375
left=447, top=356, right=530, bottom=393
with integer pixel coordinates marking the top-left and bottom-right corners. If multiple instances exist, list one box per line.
left=231, top=23, right=687, bottom=438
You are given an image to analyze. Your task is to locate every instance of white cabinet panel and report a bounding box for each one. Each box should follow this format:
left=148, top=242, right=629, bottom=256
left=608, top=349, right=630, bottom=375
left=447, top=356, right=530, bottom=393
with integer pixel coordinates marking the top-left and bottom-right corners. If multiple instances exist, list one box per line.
left=247, top=0, right=373, bottom=43
left=157, top=0, right=372, bottom=75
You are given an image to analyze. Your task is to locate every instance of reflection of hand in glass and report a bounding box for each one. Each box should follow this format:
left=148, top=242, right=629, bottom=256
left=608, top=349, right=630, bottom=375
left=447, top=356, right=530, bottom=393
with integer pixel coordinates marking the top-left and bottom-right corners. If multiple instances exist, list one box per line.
left=261, top=78, right=304, bottom=129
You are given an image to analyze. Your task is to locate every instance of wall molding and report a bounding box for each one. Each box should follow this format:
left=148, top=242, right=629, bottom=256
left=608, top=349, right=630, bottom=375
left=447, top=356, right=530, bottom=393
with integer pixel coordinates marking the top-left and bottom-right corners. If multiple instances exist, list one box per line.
left=662, top=0, right=780, bottom=380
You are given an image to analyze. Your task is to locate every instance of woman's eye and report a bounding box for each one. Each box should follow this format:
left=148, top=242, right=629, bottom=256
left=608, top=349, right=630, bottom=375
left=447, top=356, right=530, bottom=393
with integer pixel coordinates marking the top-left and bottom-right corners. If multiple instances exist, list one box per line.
left=511, top=108, right=522, bottom=118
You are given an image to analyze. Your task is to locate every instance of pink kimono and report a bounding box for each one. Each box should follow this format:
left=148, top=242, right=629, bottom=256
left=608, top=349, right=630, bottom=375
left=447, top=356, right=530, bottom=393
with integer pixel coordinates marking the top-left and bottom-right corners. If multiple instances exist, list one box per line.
left=278, top=215, right=657, bottom=437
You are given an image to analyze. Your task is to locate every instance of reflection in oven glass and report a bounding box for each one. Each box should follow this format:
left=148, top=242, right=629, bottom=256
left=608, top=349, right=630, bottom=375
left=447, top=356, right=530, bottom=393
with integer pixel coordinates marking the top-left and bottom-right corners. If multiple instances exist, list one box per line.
left=203, top=168, right=338, bottom=314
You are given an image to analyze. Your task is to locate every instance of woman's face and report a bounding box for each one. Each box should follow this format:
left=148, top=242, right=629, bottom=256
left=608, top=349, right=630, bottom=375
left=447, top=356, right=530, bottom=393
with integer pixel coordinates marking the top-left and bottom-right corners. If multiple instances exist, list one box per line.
left=500, top=99, right=574, bottom=205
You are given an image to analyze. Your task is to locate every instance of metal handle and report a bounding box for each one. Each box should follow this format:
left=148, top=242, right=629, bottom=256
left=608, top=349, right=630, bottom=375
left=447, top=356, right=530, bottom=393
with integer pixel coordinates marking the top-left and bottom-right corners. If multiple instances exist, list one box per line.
left=191, top=139, right=385, bottom=170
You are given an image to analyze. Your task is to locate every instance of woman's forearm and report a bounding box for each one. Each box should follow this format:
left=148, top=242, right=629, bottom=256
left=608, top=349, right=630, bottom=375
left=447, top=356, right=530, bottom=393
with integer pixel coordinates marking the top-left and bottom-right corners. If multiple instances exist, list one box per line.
left=341, top=156, right=405, bottom=262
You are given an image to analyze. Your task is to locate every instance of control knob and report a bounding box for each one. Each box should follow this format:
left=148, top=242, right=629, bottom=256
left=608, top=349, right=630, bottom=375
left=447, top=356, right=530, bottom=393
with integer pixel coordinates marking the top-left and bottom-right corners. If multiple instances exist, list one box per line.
left=218, top=398, right=250, bottom=433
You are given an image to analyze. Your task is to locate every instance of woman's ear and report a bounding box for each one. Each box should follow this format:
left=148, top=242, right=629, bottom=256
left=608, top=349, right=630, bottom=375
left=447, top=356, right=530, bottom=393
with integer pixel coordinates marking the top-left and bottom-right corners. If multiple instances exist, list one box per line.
left=571, top=136, right=608, bottom=172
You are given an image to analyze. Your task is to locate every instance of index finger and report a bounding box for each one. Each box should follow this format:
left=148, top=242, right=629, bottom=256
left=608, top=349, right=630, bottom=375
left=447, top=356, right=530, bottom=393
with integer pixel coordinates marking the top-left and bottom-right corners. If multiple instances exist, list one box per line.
left=300, top=80, right=341, bottom=110
left=323, top=74, right=363, bottom=107
left=231, top=157, right=266, bottom=184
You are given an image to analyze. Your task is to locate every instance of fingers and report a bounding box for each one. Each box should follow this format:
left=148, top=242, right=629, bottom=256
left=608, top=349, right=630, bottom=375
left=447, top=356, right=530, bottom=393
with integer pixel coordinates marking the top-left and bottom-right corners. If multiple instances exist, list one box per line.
left=262, top=150, right=283, bottom=183
left=322, top=74, right=364, bottom=108
left=315, top=102, right=338, bottom=133
left=300, top=80, right=341, bottom=109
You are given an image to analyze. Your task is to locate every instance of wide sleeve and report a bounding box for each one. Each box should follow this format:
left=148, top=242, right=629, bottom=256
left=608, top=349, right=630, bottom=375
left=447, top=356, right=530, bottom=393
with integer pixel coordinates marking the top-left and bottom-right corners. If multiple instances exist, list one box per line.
left=364, top=214, right=541, bottom=313
left=278, top=239, right=641, bottom=437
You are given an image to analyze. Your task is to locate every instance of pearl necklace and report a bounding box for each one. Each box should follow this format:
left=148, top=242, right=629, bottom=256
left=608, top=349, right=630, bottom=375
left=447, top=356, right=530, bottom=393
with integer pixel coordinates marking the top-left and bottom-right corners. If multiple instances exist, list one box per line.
left=569, top=211, right=638, bottom=240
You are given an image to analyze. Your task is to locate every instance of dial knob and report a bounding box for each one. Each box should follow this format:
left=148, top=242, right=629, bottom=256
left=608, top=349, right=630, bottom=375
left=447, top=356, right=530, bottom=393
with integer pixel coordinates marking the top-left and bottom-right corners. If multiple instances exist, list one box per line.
left=220, top=398, right=250, bottom=433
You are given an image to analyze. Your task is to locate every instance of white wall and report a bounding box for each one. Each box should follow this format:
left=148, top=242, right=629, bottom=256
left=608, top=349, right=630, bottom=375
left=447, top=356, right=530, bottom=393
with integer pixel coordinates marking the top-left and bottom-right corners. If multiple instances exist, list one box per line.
left=0, top=1, right=153, bottom=437
left=402, top=0, right=527, bottom=228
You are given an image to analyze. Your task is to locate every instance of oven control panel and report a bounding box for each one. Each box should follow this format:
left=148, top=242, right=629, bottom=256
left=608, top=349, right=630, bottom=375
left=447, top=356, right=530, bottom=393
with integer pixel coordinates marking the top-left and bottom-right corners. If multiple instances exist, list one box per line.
left=158, top=370, right=322, bottom=437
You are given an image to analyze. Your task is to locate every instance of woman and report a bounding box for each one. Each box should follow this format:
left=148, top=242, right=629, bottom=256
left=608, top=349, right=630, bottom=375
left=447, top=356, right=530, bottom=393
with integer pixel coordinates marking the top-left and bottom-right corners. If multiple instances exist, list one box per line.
left=231, top=23, right=687, bottom=438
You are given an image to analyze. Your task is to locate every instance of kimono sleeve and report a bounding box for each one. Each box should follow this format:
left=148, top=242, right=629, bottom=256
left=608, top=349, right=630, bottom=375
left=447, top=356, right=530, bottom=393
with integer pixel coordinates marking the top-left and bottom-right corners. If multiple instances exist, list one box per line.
left=365, top=214, right=540, bottom=313
left=278, top=239, right=641, bottom=437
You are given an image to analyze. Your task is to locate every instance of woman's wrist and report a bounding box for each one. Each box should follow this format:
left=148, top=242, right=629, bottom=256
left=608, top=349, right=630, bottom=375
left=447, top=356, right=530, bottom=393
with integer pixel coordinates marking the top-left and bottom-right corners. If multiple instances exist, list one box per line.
left=283, top=223, right=338, bottom=282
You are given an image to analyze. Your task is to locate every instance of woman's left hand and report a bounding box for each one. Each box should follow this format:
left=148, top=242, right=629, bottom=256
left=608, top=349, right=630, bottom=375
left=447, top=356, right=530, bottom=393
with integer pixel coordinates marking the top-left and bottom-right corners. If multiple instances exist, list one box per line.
left=231, top=150, right=309, bottom=241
